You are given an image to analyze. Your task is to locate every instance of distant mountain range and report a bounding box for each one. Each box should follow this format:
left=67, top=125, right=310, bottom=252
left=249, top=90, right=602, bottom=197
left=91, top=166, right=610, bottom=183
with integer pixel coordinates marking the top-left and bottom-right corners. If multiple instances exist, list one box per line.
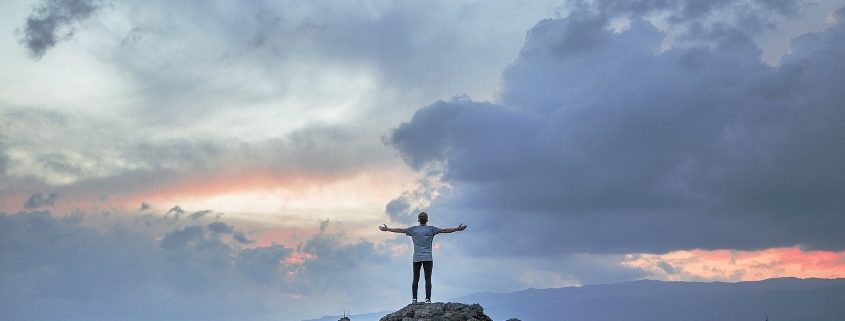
left=306, top=277, right=845, bottom=321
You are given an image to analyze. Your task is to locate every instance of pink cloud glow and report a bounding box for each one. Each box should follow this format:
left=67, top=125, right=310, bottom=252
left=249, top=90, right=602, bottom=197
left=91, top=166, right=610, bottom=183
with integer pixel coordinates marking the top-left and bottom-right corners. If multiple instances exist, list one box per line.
left=624, top=247, right=845, bottom=281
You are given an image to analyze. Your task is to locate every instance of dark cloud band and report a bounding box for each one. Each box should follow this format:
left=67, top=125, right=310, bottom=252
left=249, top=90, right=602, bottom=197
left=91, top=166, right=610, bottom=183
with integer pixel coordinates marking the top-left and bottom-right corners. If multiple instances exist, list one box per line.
left=387, top=5, right=845, bottom=255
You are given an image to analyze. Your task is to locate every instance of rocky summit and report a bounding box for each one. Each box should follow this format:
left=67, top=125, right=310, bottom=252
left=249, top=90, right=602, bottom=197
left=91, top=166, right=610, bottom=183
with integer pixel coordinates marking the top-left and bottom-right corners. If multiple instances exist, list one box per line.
left=379, top=302, right=506, bottom=321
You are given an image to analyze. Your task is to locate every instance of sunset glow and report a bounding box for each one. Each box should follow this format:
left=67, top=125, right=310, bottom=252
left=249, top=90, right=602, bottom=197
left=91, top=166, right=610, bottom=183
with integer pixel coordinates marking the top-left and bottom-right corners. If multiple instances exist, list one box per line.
left=625, top=247, right=845, bottom=281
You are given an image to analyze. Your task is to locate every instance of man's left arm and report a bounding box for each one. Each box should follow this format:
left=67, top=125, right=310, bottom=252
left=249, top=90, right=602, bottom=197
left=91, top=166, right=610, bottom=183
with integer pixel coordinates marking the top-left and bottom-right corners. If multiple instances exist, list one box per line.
left=440, top=224, right=467, bottom=234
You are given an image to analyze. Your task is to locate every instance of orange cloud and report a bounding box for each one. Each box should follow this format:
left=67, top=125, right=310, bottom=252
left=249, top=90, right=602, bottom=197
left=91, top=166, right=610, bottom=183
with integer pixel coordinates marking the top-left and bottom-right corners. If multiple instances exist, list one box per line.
left=128, top=167, right=413, bottom=211
left=1, top=166, right=416, bottom=223
left=624, top=247, right=845, bottom=281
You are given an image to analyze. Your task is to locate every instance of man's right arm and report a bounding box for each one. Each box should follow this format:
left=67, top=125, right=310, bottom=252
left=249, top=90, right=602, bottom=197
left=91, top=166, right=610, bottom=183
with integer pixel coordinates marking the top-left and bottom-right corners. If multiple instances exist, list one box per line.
left=379, top=224, right=406, bottom=233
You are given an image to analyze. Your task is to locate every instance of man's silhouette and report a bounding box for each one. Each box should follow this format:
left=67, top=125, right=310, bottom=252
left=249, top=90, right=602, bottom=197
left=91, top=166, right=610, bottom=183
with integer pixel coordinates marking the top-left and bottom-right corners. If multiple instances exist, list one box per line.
left=380, top=212, right=467, bottom=303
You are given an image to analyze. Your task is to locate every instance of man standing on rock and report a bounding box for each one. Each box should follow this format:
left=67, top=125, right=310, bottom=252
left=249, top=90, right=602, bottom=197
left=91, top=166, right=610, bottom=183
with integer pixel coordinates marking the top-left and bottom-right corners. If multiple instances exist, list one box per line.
left=380, top=212, right=467, bottom=303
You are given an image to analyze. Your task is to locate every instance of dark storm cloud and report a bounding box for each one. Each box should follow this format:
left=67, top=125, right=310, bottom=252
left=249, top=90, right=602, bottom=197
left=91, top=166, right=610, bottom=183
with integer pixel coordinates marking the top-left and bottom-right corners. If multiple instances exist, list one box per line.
left=17, top=0, right=104, bottom=59
left=387, top=5, right=845, bottom=255
left=0, top=211, right=167, bottom=317
left=23, top=192, right=58, bottom=209
left=0, top=210, right=401, bottom=320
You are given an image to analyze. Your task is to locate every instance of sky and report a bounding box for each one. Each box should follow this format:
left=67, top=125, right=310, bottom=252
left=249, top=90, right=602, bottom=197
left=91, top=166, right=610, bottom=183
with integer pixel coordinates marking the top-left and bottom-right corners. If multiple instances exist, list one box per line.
left=2, top=0, right=845, bottom=320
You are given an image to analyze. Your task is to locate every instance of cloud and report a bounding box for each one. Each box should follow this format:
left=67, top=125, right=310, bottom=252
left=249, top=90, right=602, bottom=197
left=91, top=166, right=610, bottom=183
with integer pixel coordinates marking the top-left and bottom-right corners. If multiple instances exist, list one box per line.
left=0, top=107, right=400, bottom=207
left=43, top=0, right=552, bottom=129
left=188, top=209, right=212, bottom=219
left=0, top=210, right=403, bottom=321
left=204, top=221, right=254, bottom=244
left=387, top=4, right=845, bottom=256
left=296, top=231, right=392, bottom=293
left=207, top=221, right=234, bottom=234
left=22, top=192, right=58, bottom=209
left=165, top=205, right=186, bottom=220
left=159, top=225, right=208, bottom=250
left=233, top=232, right=255, bottom=244
left=16, top=0, right=105, bottom=59
left=4, top=1, right=844, bottom=317
left=0, top=0, right=555, bottom=214
left=235, top=244, right=294, bottom=283
left=587, top=0, right=809, bottom=28
left=656, top=261, right=677, bottom=275
left=0, top=138, right=8, bottom=178
left=385, top=168, right=449, bottom=224
left=624, top=247, right=845, bottom=282
left=138, top=201, right=150, bottom=212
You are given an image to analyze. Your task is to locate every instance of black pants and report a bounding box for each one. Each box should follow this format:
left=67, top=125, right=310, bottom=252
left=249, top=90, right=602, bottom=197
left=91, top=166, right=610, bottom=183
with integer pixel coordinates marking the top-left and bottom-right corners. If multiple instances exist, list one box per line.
left=412, top=261, right=433, bottom=300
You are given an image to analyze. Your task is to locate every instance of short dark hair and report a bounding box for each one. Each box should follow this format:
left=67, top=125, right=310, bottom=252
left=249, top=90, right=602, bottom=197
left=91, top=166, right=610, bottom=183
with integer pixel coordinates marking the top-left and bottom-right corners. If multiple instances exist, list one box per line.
left=418, top=212, right=428, bottom=224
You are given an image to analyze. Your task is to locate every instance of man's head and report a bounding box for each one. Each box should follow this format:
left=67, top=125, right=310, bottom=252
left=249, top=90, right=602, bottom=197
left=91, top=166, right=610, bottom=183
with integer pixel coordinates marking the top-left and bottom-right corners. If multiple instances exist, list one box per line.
left=418, top=212, right=428, bottom=225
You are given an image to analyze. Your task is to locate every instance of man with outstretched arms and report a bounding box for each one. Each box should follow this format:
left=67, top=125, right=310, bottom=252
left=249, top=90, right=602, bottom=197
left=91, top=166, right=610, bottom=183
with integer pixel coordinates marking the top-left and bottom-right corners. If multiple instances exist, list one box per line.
left=379, top=212, right=467, bottom=303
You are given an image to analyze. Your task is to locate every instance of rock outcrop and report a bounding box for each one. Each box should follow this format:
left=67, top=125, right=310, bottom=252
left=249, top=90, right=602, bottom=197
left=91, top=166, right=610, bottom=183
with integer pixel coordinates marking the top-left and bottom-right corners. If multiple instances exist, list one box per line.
left=379, top=302, right=501, bottom=321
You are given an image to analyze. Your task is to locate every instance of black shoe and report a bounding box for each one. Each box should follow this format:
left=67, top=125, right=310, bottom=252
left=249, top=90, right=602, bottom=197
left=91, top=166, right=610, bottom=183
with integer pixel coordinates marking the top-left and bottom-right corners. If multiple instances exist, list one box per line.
left=425, top=298, right=431, bottom=303
left=412, top=298, right=417, bottom=303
